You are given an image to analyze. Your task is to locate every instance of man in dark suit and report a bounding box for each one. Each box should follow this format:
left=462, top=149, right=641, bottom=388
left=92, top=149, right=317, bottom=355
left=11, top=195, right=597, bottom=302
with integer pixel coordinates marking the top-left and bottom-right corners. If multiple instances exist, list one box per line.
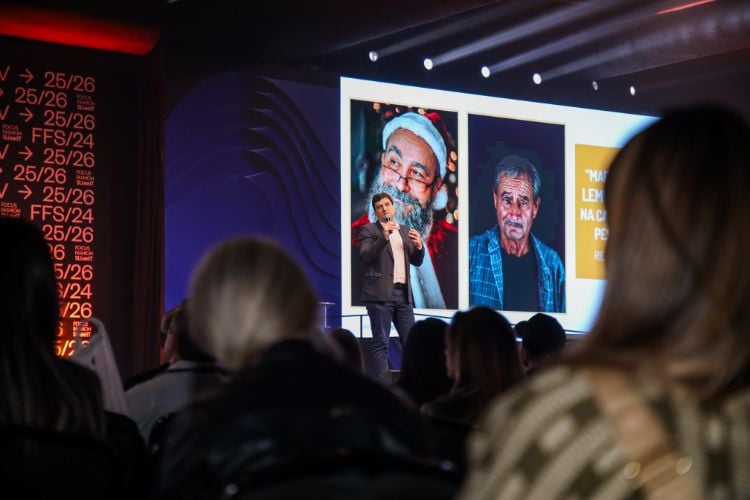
left=360, top=192, right=425, bottom=382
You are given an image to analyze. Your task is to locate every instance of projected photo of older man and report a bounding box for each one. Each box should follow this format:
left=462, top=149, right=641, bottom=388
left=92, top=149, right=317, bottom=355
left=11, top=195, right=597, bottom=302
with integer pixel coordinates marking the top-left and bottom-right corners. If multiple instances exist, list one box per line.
left=470, top=154, right=565, bottom=312
left=351, top=106, right=458, bottom=310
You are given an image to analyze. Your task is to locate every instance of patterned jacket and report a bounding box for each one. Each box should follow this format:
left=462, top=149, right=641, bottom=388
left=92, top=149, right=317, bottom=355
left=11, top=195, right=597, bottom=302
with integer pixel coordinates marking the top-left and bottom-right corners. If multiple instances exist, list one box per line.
left=460, top=365, right=750, bottom=499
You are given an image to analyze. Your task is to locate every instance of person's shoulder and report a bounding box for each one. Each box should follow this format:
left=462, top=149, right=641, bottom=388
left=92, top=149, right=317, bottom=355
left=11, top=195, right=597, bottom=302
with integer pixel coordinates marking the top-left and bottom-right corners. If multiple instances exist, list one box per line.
left=353, top=215, right=380, bottom=234
left=125, top=367, right=174, bottom=398
left=461, top=365, right=601, bottom=500
left=55, top=357, right=101, bottom=390
left=123, top=364, right=169, bottom=391
left=472, top=365, right=596, bottom=457
left=530, top=232, right=553, bottom=251
left=310, top=349, right=423, bottom=419
left=531, top=233, right=564, bottom=263
left=359, top=220, right=380, bottom=234
left=479, top=365, right=591, bottom=431
left=469, top=226, right=491, bottom=241
left=124, top=378, right=152, bottom=399
left=423, top=391, right=478, bottom=425
left=469, top=226, right=496, bottom=249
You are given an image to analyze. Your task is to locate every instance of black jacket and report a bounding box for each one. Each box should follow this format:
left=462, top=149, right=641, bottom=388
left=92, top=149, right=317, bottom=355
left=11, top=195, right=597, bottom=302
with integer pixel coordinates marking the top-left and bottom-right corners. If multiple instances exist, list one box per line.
left=156, top=340, right=435, bottom=499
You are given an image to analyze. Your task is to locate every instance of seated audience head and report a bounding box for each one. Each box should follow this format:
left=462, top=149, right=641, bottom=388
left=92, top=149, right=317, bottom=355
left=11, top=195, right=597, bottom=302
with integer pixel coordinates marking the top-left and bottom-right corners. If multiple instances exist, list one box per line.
left=446, top=307, right=524, bottom=405
left=0, top=218, right=103, bottom=434
left=579, top=104, right=750, bottom=396
left=188, top=237, right=318, bottom=371
left=512, top=320, right=528, bottom=338
left=160, top=304, right=183, bottom=364
left=520, top=313, right=566, bottom=372
left=397, top=318, right=452, bottom=406
left=327, top=328, right=364, bottom=372
left=123, top=305, right=182, bottom=390
left=173, top=300, right=215, bottom=364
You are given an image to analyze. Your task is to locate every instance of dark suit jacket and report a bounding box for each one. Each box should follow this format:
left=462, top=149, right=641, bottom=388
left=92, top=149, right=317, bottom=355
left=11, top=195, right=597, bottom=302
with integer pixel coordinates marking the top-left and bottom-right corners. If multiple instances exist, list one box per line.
left=359, top=221, right=424, bottom=303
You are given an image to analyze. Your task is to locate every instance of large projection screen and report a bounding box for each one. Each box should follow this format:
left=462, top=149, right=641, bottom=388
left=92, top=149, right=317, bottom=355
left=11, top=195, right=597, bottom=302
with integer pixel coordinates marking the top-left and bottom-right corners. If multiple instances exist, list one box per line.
left=341, top=77, right=655, bottom=335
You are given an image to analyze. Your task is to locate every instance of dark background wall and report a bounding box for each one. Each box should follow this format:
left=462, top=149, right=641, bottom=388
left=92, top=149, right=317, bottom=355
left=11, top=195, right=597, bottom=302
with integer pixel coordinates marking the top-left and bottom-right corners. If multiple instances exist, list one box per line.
left=164, top=70, right=341, bottom=319
left=0, top=33, right=161, bottom=377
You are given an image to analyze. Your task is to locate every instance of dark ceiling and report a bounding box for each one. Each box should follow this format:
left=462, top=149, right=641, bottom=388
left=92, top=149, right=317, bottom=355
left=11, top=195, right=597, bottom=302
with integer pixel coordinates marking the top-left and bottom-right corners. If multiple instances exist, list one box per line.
left=14, top=0, right=750, bottom=117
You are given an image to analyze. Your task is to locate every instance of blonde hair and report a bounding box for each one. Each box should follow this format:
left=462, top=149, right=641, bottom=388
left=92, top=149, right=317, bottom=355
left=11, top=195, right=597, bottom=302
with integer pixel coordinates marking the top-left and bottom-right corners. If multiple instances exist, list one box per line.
left=188, top=238, right=318, bottom=371
left=574, top=105, right=750, bottom=397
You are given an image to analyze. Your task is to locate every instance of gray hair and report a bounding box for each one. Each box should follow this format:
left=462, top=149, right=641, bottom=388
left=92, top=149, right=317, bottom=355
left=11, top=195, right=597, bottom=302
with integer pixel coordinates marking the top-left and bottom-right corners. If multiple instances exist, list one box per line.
left=493, top=154, right=541, bottom=201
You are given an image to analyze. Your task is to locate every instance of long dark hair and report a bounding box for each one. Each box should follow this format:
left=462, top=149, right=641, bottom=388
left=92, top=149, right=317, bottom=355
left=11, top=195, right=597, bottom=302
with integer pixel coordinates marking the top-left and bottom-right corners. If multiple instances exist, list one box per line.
left=0, top=218, right=104, bottom=434
left=572, top=105, right=750, bottom=398
left=397, top=318, right=452, bottom=406
left=444, top=307, right=524, bottom=415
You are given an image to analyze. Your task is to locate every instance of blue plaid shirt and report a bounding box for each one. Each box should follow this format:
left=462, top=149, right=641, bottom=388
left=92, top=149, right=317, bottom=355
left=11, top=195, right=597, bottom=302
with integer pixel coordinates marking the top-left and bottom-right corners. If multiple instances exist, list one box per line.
left=469, top=226, right=565, bottom=312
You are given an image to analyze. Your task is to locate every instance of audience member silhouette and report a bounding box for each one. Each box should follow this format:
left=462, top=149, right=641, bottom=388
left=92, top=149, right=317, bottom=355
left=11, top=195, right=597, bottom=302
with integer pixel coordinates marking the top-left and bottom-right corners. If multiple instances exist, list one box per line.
left=0, top=218, right=138, bottom=498
left=0, top=218, right=105, bottom=434
left=460, top=105, right=750, bottom=499
left=518, top=312, right=566, bottom=375
left=156, top=237, right=454, bottom=499
left=422, top=307, right=524, bottom=471
left=123, top=305, right=181, bottom=390
left=327, top=327, right=365, bottom=372
left=126, top=300, right=228, bottom=442
left=395, top=317, right=452, bottom=408
left=512, top=319, right=528, bottom=337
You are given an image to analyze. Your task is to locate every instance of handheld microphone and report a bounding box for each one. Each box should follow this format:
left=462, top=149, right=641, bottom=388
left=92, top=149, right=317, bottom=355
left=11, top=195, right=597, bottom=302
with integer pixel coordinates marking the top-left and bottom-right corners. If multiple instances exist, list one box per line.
left=385, top=214, right=393, bottom=233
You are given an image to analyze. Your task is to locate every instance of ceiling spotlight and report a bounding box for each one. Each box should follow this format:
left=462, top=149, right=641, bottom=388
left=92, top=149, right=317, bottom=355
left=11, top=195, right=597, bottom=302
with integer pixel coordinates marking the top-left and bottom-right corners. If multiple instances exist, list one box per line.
left=592, top=80, right=599, bottom=91
left=481, top=66, right=491, bottom=78
left=423, top=58, right=434, bottom=70
left=532, top=73, right=542, bottom=85
left=368, top=51, right=379, bottom=62
left=629, top=85, right=636, bottom=96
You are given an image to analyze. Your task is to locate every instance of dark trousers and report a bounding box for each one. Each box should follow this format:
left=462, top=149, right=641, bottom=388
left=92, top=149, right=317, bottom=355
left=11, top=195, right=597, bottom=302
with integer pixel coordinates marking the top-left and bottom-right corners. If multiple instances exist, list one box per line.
left=364, top=288, right=415, bottom=382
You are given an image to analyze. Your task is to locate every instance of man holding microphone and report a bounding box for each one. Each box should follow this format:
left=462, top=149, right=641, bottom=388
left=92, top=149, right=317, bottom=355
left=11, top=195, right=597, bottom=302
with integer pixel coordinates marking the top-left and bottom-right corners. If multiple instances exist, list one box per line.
left=359, top=192, right=424, bottom=382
